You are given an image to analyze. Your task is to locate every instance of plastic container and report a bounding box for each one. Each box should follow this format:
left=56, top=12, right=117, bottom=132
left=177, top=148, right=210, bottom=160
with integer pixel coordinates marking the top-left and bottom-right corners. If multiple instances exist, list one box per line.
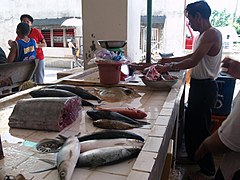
left=96, top=61, right=121, bottom=85
left=212, top=73, right=236, bottom=116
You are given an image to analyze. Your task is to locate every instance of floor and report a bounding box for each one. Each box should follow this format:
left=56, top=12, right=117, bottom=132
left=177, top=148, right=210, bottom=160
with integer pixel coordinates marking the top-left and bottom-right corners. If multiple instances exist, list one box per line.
left=44, top=67, right=70, bottom=83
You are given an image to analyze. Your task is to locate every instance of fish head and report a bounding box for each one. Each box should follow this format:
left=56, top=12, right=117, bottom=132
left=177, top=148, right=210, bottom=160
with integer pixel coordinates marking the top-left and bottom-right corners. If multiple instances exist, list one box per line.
left=58, top=160, right=75, bottom=180
left=86, top=109, right=110, bottom=120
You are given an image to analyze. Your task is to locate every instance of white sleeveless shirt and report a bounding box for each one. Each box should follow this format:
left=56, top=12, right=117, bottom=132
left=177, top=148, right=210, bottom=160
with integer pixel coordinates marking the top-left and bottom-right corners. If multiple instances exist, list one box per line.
left=190, top=29, right=222, bottom=80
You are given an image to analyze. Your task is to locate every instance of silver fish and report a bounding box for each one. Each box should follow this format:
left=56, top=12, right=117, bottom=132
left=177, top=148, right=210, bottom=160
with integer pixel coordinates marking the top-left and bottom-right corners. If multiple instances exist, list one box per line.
left=76, top=146, right=141, bottom=167
left=35, top=130, right=145, bottom=154
left=80, top=138, right=144, bottom=152
left=57, top=136, right=80, bottom=180
left=93, top=119, right=141, bottom=130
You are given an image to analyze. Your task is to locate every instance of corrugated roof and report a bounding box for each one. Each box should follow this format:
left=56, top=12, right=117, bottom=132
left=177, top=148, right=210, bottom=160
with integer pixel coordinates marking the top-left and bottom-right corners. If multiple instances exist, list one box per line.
left=33, top=16, right=165, bottom=28
left=33, top=17, right=81, bottom=28
left=141, top=15, right=166, bottom=28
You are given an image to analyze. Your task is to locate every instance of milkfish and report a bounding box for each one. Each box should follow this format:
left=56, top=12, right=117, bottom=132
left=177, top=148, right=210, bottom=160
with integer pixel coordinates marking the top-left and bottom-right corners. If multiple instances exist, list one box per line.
left=46, top=84, right=102, bottom=102
left=76, top=146, right=141, bottom=167
left=57, top=136, right=80, bottom=180
left=32, top=136, right=80, bottom=180
left=35, top=130, right=145, bottom=154
left=87, top=109, right=150, bottom=125
left=96, top=107, right=147, bottom=119
left=36, top=146, right=141, bottom=171
left=92, top=119, right=140, bottom=130
left=29, top=88, right=95, bottom=106
left=80, top=138, right=144, bottom=152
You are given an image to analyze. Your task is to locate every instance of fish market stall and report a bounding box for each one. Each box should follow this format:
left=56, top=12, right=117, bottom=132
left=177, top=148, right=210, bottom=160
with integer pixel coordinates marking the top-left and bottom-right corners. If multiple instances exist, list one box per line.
left=0, top=66, right=186, bottom=180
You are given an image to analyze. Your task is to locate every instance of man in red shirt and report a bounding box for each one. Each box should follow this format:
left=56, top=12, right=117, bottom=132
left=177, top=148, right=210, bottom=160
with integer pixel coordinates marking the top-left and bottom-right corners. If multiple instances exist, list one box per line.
left=9, top=14, right=47, bottom=84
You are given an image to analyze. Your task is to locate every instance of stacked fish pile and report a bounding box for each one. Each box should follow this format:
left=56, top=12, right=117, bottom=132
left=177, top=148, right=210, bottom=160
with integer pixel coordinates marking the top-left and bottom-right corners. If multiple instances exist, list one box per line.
left=34, top=130, right=144, bottom=180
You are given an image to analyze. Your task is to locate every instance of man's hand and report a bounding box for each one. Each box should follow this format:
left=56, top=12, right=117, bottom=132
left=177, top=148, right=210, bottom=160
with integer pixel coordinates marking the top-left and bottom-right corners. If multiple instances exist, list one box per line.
left=158, top=58, right=170, bottom=65
left=221, top=57, right=240, bottom=79
left=8, top=40, right=13, bottom=47
left=155, top=64, right=172, bottom=73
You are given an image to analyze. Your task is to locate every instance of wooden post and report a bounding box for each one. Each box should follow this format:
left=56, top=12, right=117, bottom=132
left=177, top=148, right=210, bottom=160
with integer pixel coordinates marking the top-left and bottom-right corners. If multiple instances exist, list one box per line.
left=0, top=135, right=4, bottom=159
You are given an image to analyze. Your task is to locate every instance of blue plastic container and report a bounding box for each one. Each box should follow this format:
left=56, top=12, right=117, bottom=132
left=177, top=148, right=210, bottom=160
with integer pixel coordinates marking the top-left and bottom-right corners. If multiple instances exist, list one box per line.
left=212, top=73, right=236, bottom=116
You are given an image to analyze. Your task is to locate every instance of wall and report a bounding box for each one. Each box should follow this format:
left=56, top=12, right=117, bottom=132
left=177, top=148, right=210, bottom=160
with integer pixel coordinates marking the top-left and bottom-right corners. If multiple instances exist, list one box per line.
left=82, top=0, right=128, bottom=69
left=0, top=0, right=81, bottom=54
left=0, top=0, right=186, bottom=61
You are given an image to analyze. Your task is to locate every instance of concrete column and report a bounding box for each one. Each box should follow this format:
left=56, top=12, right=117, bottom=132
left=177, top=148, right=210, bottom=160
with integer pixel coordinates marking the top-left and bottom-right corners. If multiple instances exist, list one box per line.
left=82, top=0, right=141, bottom=69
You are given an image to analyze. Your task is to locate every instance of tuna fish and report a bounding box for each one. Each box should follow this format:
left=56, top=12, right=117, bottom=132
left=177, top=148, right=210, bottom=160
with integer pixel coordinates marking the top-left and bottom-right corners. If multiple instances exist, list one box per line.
left=29, top=88, right=94, bottom=107
left=96, top=107, right=147, bottom=119
left=30, top=88, right=77, bottom=98
left=77, top=130, right=145, bottom=142
left=87, top=109, right=149, bottom=125
left=76, top=146, right=141, bottom=167
left=92, top=119, right=140, bottom=130
left=46, top=84, right=102, bottom=102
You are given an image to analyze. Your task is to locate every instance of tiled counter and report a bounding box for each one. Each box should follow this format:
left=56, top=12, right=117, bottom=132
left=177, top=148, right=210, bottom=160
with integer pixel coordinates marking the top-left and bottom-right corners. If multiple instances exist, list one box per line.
left=0, top=69, right=186, bottom=180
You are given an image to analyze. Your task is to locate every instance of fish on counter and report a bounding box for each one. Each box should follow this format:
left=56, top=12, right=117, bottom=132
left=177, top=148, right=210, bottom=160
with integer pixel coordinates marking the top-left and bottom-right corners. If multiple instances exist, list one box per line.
left=91, top=87, right=141, bottom=102
left=76, top=146, right=141, bottom=167
left=32, top=136, right=80, bottom=180
left=96, top=107, right=147, bottom=119
left=92, top=119, right=141, bottom=130
left=37, top=146, right=141, bottom=170
left=77, top=130, right=145, bottom=142
left=87, top=109, right=149, bottom=125
left=36, top=138, right=143, bottom=154
left=46, top=84, right=102, bottom=102
left=30, top=88, right=76, bottom=97
left=8, top=97, right=81, bottom=132
left=80, top=138, right=143, bottom=152
left=29, top=88, right=95, bottom=107
left=36, top=130, right=145, bottom=153
left=57, top=136, right=80, bottom=180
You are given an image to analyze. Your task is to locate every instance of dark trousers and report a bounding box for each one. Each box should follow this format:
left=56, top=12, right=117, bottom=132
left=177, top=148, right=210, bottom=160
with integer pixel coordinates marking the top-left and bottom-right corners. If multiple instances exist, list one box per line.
left=215, top=168, right=240, bottom=180
left=185, top=78, right=218, bottom=176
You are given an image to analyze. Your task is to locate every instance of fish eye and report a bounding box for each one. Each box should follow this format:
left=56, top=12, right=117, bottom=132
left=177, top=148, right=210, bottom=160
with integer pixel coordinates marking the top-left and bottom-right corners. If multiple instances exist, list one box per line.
left=60, top=171, right=66, bottom=177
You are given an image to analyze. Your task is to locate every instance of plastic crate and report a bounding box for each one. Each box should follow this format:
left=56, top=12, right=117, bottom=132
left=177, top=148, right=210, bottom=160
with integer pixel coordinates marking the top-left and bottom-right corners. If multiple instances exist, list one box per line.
left=212, top=73, right=236, bottom=116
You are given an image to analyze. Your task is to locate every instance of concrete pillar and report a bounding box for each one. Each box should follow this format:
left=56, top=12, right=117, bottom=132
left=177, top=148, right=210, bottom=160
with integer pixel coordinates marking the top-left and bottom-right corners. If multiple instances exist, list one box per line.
left=82, top=0, right=141, bottom=69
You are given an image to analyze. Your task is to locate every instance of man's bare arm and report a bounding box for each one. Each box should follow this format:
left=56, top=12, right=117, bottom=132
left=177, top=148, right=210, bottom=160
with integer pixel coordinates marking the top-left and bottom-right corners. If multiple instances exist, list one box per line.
left=195, top=131, right=231, bottom=161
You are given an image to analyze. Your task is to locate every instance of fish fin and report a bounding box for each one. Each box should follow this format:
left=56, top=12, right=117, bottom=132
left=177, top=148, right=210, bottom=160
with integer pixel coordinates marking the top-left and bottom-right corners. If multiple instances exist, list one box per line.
left=39, top=158, right=56, bottom=166
left=69, top=150, right=73, bottom=159
left=30, top=166, right=57, bottom=173
left=76, top=132, right=81, bottom=137
left=137, top=120, right=150, bottom=125
left=114, top=142, right=126, bottom=146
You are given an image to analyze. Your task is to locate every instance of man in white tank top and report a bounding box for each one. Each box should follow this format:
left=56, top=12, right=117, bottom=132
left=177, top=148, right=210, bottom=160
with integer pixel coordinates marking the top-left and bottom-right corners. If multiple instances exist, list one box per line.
left=158, top=1, right=222, bottom=179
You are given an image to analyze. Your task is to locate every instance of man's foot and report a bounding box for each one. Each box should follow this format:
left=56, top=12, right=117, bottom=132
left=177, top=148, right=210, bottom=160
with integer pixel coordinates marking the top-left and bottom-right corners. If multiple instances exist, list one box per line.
left=188, top=170, right=215, bottom=180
